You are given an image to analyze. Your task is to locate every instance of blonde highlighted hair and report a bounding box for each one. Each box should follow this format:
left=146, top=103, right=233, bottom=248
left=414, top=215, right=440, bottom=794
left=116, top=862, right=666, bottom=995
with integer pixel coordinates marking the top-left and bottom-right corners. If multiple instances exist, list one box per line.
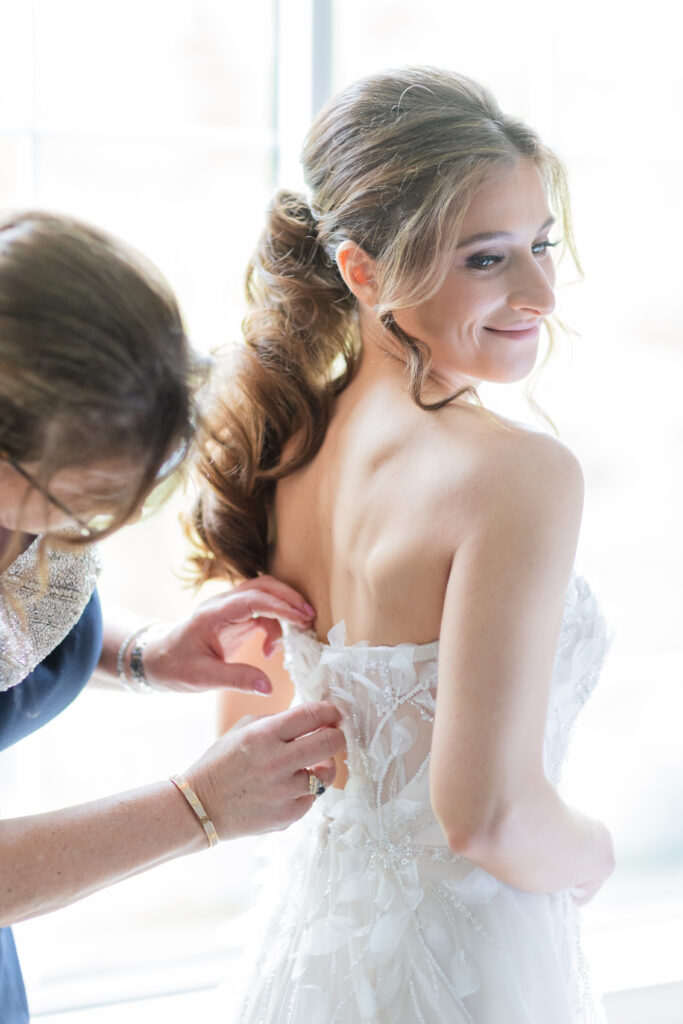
left=190, top=67, right=576, bottom=583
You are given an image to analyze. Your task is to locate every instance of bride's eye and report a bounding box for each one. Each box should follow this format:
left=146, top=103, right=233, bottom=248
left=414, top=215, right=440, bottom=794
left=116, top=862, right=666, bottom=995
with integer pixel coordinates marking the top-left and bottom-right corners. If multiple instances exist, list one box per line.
left=532, top=239, right=560, bottom=256
left=465, top=252, right=504, bottom=270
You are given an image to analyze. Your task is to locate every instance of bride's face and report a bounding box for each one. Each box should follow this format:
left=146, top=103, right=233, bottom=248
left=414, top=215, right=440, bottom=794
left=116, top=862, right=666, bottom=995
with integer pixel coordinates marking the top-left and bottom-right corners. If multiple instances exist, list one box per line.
left=394, top=159, right=557, bottom=389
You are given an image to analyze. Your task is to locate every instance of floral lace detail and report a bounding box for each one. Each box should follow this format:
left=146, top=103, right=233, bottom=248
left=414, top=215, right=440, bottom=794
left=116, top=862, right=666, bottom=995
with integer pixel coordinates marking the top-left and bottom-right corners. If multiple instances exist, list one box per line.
left=544, top=575, right=608, bottom=786
left=236, top=575, right=607, bottom=1023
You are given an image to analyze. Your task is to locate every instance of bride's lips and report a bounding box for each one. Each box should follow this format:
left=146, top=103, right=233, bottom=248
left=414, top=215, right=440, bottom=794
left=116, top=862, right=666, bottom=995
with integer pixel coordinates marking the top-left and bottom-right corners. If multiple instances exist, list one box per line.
left=483, top=323, right=540, bottom=341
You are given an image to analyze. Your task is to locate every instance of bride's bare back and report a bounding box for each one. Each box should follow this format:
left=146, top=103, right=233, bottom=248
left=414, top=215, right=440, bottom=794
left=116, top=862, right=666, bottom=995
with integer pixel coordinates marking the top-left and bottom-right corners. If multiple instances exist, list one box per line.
left=270, top=158, right=568, bottom=647
left=271, top=345, right=497, bottom=646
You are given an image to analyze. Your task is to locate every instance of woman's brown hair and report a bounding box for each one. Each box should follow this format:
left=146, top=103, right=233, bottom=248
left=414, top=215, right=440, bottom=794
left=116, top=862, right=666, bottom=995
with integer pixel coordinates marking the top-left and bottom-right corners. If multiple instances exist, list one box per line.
left=0, top=210, right=199, bottom=564
left=190, top=67, right=576, bottom=584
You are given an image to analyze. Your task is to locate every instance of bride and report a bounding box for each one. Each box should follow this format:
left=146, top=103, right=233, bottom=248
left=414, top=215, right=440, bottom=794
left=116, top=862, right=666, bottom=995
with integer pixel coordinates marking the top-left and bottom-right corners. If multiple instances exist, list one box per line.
left=191, top=67, right=615, bottom=1023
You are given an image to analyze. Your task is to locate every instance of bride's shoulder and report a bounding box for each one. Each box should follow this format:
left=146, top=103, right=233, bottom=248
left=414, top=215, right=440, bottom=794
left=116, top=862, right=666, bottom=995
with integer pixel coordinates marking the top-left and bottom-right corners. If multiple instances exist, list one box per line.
left=437, top=403, right=584, bottom=514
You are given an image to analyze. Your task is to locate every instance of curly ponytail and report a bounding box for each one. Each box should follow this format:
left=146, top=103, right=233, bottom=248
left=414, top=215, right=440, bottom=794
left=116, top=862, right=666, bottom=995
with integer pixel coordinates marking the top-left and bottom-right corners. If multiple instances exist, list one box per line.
left=190, top=67, right=576, bottom=583
left=190, top=190, right=357, bottom=582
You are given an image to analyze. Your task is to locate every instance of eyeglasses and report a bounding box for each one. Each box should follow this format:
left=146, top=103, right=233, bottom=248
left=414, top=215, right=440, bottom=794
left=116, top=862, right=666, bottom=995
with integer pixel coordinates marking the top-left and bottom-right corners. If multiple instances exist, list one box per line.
left=0, top=436, right=192, bottom=540
left=0, top=449, right=95, bottom=538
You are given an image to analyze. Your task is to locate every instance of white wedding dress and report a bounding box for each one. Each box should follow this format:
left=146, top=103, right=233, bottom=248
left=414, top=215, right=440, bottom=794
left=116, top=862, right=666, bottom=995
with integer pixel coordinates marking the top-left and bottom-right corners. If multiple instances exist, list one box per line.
left=233, top=575, right=607, bottom=1023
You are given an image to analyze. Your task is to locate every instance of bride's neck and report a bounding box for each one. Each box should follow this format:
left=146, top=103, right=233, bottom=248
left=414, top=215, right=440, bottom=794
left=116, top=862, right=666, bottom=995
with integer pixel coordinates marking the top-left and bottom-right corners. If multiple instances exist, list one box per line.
left=354, top=310, right=410, bottom=386
left=355, top=308, right=478, bottom=402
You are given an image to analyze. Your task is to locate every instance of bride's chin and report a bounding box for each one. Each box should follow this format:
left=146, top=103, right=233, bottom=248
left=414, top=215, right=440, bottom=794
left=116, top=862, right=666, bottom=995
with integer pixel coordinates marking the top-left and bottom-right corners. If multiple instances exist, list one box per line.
left=481, top=349, right=540, bottom=385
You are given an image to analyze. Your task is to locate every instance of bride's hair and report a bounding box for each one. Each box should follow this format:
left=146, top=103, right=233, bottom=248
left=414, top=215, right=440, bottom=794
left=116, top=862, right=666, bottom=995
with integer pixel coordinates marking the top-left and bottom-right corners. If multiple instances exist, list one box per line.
left=189, top=66, right=575, bottom=583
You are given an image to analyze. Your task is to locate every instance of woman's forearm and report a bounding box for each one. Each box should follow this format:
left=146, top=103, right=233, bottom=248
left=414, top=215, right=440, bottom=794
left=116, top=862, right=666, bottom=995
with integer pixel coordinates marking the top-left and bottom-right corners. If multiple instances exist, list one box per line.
left=0, top=780, right=205, bottom=926
left=0, top=700, right=345, bottom=926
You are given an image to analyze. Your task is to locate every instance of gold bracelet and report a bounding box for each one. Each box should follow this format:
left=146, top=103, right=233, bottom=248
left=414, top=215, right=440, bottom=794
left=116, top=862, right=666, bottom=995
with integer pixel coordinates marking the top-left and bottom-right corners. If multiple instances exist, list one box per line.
left=169, top=774, right=219, bottom=848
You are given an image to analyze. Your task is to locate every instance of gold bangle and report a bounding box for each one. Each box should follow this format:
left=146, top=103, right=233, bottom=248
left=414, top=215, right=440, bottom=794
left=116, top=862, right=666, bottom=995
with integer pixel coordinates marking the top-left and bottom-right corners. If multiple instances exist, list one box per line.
left=169, top=774, right=219, bottom=848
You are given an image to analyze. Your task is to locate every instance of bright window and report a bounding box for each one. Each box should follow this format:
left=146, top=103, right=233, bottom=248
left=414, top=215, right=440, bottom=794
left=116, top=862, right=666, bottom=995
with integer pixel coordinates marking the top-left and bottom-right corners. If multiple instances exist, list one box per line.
left=1, top=1, right=681, bottom=1019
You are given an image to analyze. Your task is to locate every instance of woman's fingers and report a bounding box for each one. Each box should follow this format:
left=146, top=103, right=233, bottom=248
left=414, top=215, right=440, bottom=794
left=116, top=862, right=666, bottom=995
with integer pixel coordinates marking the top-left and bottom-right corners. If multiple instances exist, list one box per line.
left=291, top=757, right=337, bottom=796
left=262, top=704, right=345, bottom=778
left=285, top=725, right=345, bottom=770
left=271, top=701, right=341, bottom=742
left=247, top=711, right=342, bottom=797
left=143, top=575, right=315, bottom=692
left=570, top=879, right=602, bottom=905
left=210, top=595, right=312, bottom=661
left=185, top=702, right=343, bottom=840
left=198, top=660, right=274, bottom=694
left=221, top=592, right=312, bottom=624
left=307, top=757, right=338, bottom=786
left=204, top=579, right=315, bottom=629
left=232, top=714, right=260, bottom=730
left=229, top=575, right=315, bottom=614
left=258, top=618, right=283, bottom=658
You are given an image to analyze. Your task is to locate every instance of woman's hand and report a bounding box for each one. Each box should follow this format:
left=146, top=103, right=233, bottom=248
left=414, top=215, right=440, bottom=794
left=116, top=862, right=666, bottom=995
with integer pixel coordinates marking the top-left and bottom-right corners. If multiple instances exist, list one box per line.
left=142, top=576, right=315, bottom=695
left=182, top=701, right=345, bottom=839
left=570, top=821, right=616, bottom=905
left=0, top=698, right=344, bottom=926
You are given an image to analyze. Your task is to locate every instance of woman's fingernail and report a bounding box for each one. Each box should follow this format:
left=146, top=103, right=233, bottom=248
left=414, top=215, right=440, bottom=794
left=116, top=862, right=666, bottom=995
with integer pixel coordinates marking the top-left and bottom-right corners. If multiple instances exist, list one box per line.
left=254, top=679, right=272, bottom=695
left=302, top=603, right=316, bottom=616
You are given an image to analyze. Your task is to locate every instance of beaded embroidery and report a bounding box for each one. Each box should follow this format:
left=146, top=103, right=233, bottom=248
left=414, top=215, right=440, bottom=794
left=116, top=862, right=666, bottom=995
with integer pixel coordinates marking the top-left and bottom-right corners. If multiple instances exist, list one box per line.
left=0, top=536, right=100, bottom=691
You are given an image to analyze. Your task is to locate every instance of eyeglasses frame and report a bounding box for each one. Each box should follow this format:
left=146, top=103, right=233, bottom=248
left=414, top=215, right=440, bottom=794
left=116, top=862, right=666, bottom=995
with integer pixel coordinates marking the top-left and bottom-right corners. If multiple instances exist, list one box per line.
left=0, top=449, right=94, bottom=538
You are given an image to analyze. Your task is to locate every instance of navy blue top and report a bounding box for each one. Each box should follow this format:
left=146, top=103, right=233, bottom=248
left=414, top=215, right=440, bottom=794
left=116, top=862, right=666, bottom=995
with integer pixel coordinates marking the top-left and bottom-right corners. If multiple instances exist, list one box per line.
left=0, top=590, right=103, bottom=1023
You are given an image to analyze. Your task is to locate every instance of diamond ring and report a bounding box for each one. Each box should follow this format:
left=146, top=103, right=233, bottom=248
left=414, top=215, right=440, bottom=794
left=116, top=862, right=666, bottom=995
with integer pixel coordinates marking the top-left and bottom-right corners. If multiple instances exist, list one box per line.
left=307, top=772, right=326, bottom=796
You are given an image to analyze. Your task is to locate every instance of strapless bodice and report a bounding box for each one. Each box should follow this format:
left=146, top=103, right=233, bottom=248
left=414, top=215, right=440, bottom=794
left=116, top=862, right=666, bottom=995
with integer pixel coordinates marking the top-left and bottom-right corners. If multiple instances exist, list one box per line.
left=283, top=573, right=607, bottom=801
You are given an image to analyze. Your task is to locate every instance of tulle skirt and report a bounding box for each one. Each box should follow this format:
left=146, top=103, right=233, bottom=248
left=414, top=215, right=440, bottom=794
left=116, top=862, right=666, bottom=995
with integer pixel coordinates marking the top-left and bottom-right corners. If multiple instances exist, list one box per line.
left=221, top=789, right=604, bottom=1024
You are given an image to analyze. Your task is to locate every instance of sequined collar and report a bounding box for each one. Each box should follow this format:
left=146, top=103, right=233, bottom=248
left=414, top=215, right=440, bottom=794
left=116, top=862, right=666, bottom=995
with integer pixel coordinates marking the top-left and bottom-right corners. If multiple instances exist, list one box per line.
left=0, top=536, right=101, bottom=691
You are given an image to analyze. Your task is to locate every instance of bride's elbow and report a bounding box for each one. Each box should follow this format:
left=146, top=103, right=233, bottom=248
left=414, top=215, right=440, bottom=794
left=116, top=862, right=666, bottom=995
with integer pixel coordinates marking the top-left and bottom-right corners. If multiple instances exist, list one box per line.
left=445, top=821, right=507, bottom=867
left=430, top=770, right=536, bottom=871
left=431, top=788, right=503, bottom=862
left=441, top=820, right=494, bottom=861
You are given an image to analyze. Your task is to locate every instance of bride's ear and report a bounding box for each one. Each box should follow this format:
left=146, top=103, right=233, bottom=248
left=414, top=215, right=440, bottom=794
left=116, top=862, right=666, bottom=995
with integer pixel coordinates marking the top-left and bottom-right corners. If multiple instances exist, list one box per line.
left=335, top=241, right=377, bottom=306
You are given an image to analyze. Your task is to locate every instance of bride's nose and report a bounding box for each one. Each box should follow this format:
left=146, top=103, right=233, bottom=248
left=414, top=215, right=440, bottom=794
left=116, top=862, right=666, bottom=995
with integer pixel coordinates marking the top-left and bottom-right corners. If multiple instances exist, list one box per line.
left=508, top=260, right=555, bottom=317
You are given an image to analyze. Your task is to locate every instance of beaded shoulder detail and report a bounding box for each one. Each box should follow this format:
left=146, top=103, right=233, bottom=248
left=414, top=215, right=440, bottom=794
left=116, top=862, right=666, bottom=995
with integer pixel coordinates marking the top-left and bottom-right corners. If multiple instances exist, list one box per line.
left=0, top=537, right=101, bottom=691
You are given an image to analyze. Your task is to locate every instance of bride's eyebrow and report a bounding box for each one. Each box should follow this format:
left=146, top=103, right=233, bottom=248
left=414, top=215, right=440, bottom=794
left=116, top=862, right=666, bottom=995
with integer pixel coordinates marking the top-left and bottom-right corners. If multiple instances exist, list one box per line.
left=457, top=216, right=556, bottom=249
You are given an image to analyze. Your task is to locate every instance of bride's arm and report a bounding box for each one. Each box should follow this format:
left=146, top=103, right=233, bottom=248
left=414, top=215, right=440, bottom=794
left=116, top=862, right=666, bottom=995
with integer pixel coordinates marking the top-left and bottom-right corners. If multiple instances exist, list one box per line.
left=430, top=431, right=614, bottom=897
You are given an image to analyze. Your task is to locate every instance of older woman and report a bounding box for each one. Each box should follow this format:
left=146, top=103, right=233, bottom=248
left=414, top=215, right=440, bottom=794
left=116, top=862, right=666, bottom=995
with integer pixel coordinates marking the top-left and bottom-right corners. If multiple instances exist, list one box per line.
left=0, top=211, right=343, bottom=1023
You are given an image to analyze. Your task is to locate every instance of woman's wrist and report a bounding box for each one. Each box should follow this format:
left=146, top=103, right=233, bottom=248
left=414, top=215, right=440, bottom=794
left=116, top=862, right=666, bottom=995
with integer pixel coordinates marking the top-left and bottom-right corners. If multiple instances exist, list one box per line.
left=116, top=622, right=166, bottom=693
left=169, top=775, right=220, bottom=848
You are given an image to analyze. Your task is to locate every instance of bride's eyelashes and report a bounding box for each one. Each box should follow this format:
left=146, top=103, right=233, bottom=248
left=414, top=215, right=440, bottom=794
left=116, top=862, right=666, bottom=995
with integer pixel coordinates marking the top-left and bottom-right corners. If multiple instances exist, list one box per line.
left=465, top=239, right=560, bottom=272
left=466, top=251, right=505, bottom=270
left=532, top=239, right=560, bottom=256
